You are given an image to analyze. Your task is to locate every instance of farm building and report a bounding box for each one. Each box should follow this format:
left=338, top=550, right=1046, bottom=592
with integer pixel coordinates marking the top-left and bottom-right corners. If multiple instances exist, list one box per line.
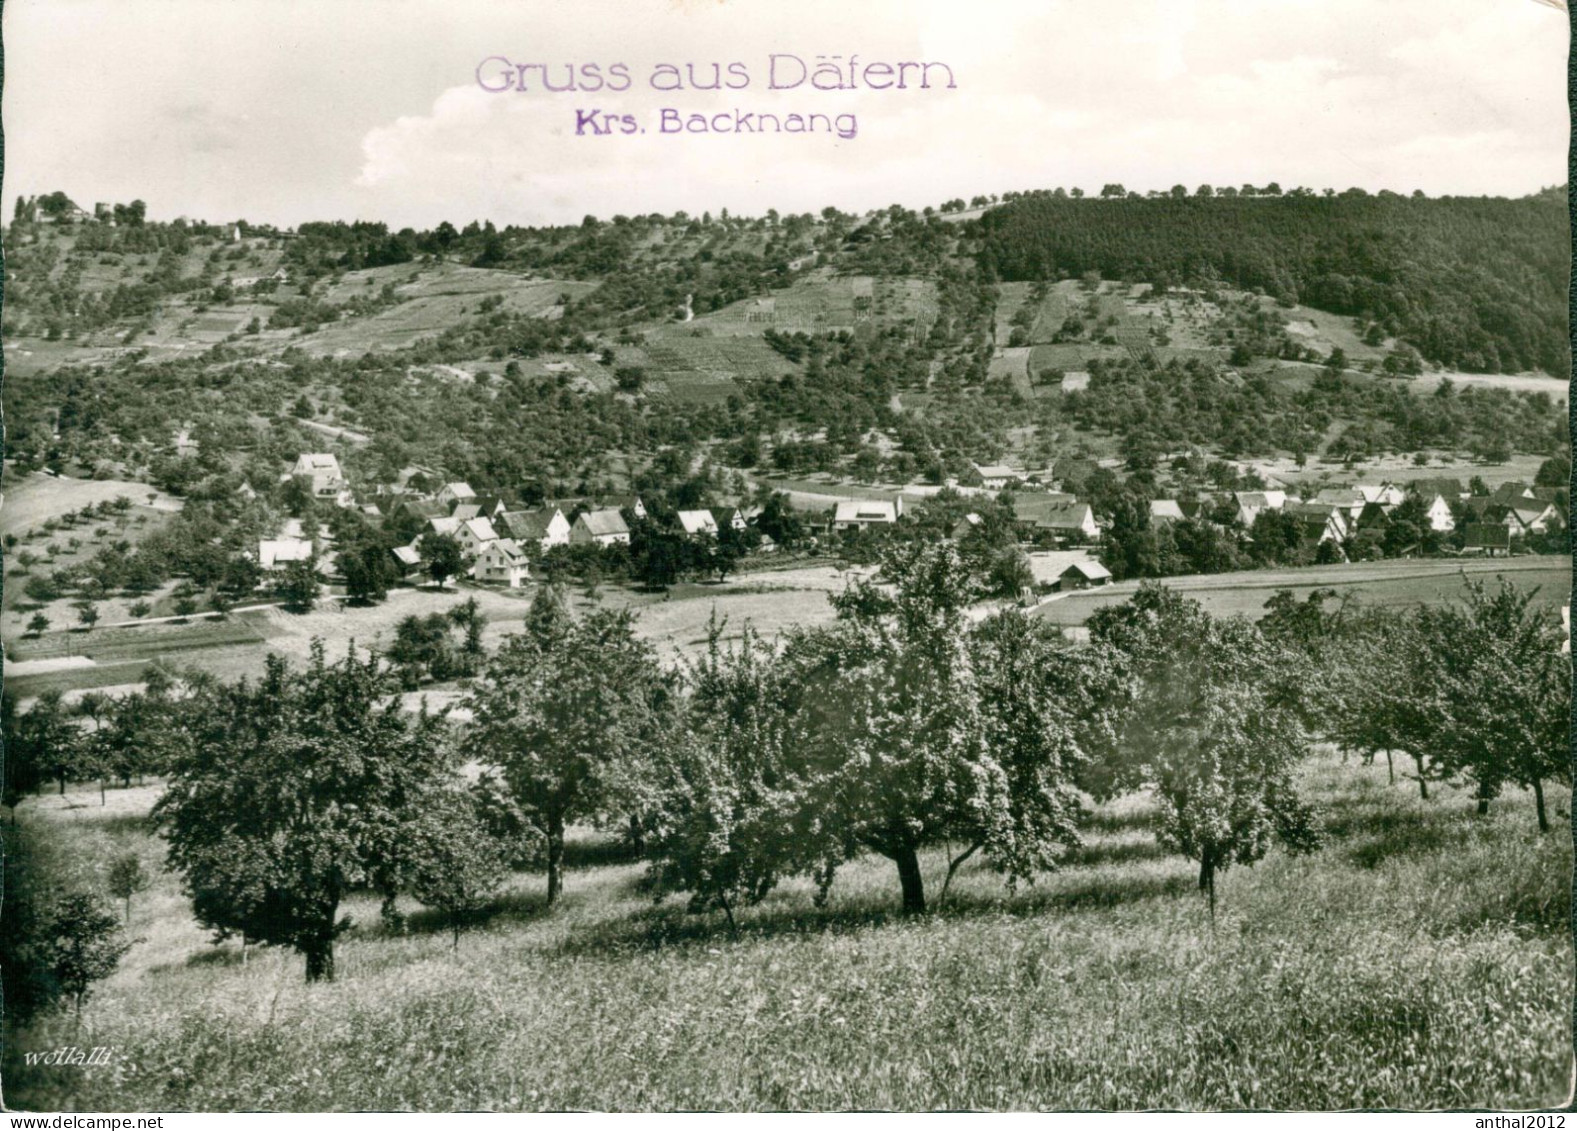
left=678, top=510, right=720, bottom=538
left=1489, top=481, right=1539, bottom=507
left=436, top=481, right=477, bottom=507
left=453, top=496, right=508, bottom=521
left=501, top=507, right=572, bottom=550
left=832, top=499, right=902, bottom=530
left=571, top=508, right=631, bottom=546
left=1149, top=500, right=1185, bottom=525
left=258, top=538, right=314, bottom=572
left=951, top=513, right=983, bottom=539
left=1510, top=504, right=1563, bottom=535
left=1410, top=478, right=1467, bottom=502
left=1310, top=488, right=1367, bottom=525
left=473, top=538, right=531, bottom=588
left=1025, top=551, right=1100, bottom=591
left=1461, top=498, right=1560, bottom=536
left=402, top=499, right=450, bottom=522
left=390, top=544, right=422, bottom=577
left=602, top=495, right=648, bottom=520
left=1233, top=490, right=1288, bottom=527
left=711, top=507, right=750, bottom=533
left=1057, top=560, right=1113, bottom=591
left=1463, top=523, right=1512, bottom=556
left=1356, top=484, right=1406, bottom=507
left=972, top=463, right=1020, bottom=489
left=1286, top=503, right=1348, bottom=546
left=1011, top=493, right=1078, bottom=532
left=1012, top=497, right=1099, bottom=542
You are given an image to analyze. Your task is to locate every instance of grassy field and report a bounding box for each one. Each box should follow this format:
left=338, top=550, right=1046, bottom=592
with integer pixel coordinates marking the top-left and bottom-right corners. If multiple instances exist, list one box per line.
left=2, top=564, right=864, bottom=703
left=1034, top=557, right=1572, bottom=628
left=0, top=474, right=179, bottom=539
left=6, top=750, right=1568, bottom=1112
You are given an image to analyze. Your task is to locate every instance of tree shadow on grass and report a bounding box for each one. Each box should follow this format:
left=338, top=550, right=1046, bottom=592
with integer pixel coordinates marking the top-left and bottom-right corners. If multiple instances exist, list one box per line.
left=1320, top=802, right=1465, bottom=869
left=387, top=887, right=556, bottom=940
left=182, top=944, right=246, bottom=969
left=1081, top=806, right=1159, bottom=836
left=549, top=867, right=1196, bottom=959
left=562, top=835, right=643, bottom=870
left=65, top=810, right=155, bottom=836
left=1059, top=836, right=1169, bottom=868
left=936, top=869, right=1196, bottom=918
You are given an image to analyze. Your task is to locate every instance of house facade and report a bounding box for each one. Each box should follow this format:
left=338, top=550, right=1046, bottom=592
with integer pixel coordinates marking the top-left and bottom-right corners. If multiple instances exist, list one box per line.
left=473, top=538, right=530, bottom=588
left=1422, top=494, right=1456, bottom=533
left=455, top=517, right=501, bottom=555
left=292, top=453, right=351, bottom=505
left=571, top=509, right=631, bottom=546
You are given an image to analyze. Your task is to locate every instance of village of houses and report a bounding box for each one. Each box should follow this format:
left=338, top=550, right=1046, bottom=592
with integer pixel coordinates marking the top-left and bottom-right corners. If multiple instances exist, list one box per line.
left=258, top=449, right=1565, bottom=605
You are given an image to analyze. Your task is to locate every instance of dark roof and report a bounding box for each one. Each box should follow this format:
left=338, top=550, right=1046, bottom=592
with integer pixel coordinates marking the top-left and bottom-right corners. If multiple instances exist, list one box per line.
left=1408, top=477, right=1465, bottom=500
left=501, top=508, right=561, bottom=540
left=1461, top=498, right=1510, bottom=522
left=1061, top=560, right=1112, bottom=581
left=577, top=509, right=630, bottom=537
left=1489, top=481, right=1534, bottom=504
left=1011, top=493, right=1079, bottom=527
left=1354, top=501, right=1393, bottom=528
left=1286, top=502, right=1343, bottom=521
left=402, top=499, right=450, bottom=520
left=1464, top=523, right=1511, bottom=549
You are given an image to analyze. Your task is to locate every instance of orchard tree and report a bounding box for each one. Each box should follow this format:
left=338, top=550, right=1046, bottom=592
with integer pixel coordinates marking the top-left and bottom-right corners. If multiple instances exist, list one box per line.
left=343, top=540, right=398, bottom=604
left=1089, top=584, right=1320, bottom=917
left=39, top=891, right=129, bottom=1017
left=448, top=596, right=486, bottom=672
left=155, top=643, right=452, bottom=981
left=772, top=542, right=1109, bottom=914
left=773, top=542, right=996, bottom=913
left=647, top=621, right=806, bottom=928
left=420, top=532, right=467, bottom=589
left=1428, top=578, right=1570, bottom=831
left=1320, top=607, right=1441, bottom=796
left=404, top=786, right=511, bottom=949
left=960, top=610, right=1122, bottom=904
left=276, top=558, right=321, bottom=612
left=16, top=690, right=84, bottom=796
left=468, top=589, right=671, bottom=904
left=222, top=554, right=264, bottom=599
left=108, top=853, right=150, bottom=924
left=98, top=683, right=191, bottom=787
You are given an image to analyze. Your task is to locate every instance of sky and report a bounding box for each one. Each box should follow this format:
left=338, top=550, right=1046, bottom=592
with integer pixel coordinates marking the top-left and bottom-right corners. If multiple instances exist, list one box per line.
left=4, top=0, right=1569, bottom=229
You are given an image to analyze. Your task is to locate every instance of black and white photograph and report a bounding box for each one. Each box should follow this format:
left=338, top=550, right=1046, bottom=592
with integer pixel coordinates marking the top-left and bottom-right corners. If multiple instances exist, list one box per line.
left=0, top=0, right=1572, bottom=1113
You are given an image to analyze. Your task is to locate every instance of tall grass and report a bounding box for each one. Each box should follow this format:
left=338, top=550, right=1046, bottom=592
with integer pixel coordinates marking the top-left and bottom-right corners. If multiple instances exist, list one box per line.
left=6, top=754, right=1570, bottom=1111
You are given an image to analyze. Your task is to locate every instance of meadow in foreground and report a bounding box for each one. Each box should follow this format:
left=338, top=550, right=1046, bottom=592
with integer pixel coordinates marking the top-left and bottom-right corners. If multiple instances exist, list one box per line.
left=7, top=750, right=1569, bottom=1112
